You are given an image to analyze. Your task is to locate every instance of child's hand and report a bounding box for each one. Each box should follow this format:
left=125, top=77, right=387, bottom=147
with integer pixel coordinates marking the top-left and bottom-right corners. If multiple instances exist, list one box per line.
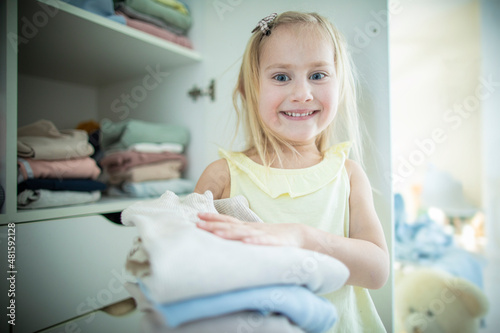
left=196, top=212, right=304, bottom=247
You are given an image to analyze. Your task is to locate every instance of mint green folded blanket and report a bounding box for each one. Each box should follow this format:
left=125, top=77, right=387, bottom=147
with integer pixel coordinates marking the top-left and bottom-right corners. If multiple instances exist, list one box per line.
left=125, top=0, right=192, bottom=33
left=100, top=118, right=189, bottom=151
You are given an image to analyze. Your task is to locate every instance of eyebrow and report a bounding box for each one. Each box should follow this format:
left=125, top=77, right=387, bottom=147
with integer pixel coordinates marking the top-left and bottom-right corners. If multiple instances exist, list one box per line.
left=264, top=61, right=334, bottom=71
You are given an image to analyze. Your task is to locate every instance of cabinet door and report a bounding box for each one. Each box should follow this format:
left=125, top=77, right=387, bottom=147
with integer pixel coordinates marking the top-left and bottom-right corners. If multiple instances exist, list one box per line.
left=15, top=215, right=138, bottom=333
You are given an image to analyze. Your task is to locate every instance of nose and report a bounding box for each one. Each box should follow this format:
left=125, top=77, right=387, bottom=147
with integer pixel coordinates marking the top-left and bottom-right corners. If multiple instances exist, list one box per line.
left=290, top=78, right=313, bottom=103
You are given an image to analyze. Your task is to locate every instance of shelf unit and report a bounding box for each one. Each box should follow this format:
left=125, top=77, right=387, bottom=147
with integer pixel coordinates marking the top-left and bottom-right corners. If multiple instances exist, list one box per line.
left=1, top=0, right=202, bottom=224
left=19, top=0, right=201, bottom=86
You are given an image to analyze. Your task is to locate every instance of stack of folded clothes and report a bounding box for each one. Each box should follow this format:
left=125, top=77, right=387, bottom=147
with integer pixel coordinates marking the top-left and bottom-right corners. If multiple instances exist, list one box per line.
left=100, top=118, right=195, bottom=198
left=114, top=0, right=194, bottom=49
left=62, top=0, right=127, bottom=24
left=62, top=0, right=194, bottom=49
left=122, top=191, right=350, bottom=333
left=17, top=120, right=106, bottom=209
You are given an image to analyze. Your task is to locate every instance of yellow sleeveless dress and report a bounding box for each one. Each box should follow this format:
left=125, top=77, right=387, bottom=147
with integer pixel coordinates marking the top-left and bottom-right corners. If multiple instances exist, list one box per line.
left=219, top=142, right=386, bottom=333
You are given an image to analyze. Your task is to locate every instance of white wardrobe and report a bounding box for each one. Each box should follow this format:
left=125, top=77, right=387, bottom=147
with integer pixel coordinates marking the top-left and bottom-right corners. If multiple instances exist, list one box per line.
left=0, top=0, right=393, bottom=332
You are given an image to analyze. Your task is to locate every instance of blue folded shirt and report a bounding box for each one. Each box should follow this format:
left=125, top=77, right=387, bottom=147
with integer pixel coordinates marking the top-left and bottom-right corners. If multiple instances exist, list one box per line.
left=62, top=0, right=127, bottom=24
left=138, top=282, right=337, bottom=333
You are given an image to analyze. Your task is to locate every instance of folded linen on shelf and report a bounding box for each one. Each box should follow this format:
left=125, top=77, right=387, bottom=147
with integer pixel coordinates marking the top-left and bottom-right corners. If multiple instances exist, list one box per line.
left=17, top=157, right=101, bottom=183
left=107, top=160, right=184, bottom=184
left=62, top=0, right=126, bottom=24
left=125, top=282, right=306, bottom=333
left=128, top=142, right=184, bottom=154
left=154, top=0, right=189, bottom=15
left=75, top=119, right=101, bottom=134
left=17, top=189, right=101, bottom=209
left=18, top=178, right=107, bottom=193
left=115, top=3, right=186, bottom=35
left=139, top=282, right=337, bottom=332
left=100, top=119, right=189, bottom=151
left=108, top=178, right=195, bottom=198
left=116, top=11, right=193, bottom=48
left=18, top=119, right=69, bottom=137
left=18, top=120, right=94, bottom=160
left=122, top=190, right=350, bottom=304
left=124, top=0, right=192, bottom=33
left=100, top=150, right=186, bottom=173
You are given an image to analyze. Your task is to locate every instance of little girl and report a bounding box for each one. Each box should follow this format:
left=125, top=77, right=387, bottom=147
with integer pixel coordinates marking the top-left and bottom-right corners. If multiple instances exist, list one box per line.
left=194, top=11, right=389, bottom=333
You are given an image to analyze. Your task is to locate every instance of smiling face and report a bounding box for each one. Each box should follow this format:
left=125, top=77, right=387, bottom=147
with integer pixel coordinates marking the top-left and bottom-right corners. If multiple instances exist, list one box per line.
left=258, top=24, right=338, bottom=147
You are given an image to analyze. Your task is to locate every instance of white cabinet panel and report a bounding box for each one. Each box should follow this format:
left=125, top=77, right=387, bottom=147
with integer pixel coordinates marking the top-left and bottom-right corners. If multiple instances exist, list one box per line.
left=15, top=215, right=138, bottom=333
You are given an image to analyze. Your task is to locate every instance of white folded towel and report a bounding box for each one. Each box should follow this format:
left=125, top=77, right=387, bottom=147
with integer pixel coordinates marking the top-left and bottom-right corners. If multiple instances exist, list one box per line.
left=121, top=190, right=349, bottom=304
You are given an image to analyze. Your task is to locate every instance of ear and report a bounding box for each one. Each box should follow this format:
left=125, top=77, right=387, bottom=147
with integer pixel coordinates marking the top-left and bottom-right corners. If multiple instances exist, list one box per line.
left=446, top=276, right=489, bottom=318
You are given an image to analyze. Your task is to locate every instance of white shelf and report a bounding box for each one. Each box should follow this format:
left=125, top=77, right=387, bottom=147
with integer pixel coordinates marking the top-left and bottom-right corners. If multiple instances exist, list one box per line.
left=4, top=0, right=201, bottom=224
left=18, top=0, right=202, bottom=86
left=14, top=196, right=151, bottom=223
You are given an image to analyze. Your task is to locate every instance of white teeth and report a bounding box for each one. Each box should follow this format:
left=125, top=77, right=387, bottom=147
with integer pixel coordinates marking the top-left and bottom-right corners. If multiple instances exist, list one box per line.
left=284, top=111, right=314, bottom=117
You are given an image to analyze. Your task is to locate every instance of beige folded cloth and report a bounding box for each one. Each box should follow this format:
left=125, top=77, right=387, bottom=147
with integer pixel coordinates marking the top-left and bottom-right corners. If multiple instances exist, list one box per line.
left=108, top=160, right=183, bottom=185
left=17, top=120, right=94, bottom=160
left=100, top=150, right=187, bottom=173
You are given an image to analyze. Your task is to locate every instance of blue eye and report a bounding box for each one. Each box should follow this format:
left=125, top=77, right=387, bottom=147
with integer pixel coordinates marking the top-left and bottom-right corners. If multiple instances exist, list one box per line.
left=310, top=72, right=326, bottom=80
left=273, top=74, right=290, bottom=82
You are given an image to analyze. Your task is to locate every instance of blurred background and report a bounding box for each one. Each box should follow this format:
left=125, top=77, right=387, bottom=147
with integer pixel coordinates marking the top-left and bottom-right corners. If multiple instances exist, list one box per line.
left=390, top=0, right=499, bottom=331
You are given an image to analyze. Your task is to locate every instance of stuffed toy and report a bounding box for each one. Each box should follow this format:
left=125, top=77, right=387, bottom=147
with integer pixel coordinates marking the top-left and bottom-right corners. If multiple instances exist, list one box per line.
left=395, top=267, right=489, bottom=333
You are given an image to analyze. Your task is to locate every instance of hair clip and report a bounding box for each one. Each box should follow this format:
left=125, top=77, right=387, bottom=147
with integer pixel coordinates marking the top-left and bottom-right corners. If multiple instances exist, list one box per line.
left=251, top=13, right=278, bottom=36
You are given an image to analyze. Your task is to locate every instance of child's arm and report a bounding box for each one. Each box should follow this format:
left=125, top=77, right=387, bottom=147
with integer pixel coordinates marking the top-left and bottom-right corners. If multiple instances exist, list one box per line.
left=195, top=159, right=389, bottom=290
left=300, top=159, right=389, bottom=289
left=194, top=159, right=231, bottom=199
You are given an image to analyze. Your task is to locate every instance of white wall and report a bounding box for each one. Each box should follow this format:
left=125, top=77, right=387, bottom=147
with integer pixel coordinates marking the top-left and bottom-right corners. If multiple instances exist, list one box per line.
left=390, top=0, right=482, bottom=209
left=18, top=74, right=99, bottom=129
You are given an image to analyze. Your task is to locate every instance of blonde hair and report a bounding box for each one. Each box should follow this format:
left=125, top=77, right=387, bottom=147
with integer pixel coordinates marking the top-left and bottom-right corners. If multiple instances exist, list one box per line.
left=233, top=11, right=364, bottom=167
